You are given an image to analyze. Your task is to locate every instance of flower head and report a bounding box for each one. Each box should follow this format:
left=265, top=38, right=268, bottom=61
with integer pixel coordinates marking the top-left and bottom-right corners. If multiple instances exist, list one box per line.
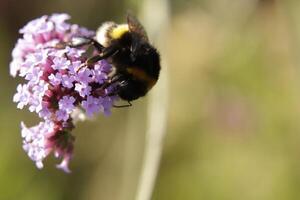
left=11, top=13, right=117, bottom=172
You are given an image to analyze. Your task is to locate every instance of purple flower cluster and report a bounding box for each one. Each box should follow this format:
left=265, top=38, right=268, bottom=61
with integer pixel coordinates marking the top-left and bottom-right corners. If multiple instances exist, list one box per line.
left=10, top=14, right=117, bottom=172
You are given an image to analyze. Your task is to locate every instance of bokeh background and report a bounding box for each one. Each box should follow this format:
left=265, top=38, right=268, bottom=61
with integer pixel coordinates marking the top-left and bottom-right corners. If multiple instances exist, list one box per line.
left=1, top=0, right=300, bottom=199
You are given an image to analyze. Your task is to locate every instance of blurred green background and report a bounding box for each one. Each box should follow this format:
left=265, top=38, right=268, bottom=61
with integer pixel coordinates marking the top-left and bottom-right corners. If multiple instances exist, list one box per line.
left=2, top=0, right=300, bottom=199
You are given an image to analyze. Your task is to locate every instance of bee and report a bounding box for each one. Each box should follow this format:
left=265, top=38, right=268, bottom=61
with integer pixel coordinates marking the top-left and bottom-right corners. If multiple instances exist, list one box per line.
left=72, top=14, right=161, bottom=106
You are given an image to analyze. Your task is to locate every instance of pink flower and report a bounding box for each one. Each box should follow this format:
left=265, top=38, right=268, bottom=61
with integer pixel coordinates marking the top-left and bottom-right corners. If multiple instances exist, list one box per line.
left=81, top=96, right=102, bottom=117
left=75, top=83, right=91, bottom=97
left=11, top=13, right=117, bottom=172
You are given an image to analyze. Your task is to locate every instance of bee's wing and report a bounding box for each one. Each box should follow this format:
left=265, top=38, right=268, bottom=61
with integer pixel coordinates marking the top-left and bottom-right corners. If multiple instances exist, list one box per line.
left=127, top=13, right=149, bottom=42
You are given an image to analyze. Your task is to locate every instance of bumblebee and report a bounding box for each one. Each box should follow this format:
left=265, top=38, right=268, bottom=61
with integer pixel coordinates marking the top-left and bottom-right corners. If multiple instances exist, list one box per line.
left=74, top=14, right=161, bottom=106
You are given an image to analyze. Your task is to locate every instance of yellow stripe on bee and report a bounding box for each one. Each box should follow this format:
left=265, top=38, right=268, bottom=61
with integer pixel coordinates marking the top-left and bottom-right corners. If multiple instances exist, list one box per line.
left=110, top=24, right=129, bottom=39
left=127, top=67, right=157, bottom=90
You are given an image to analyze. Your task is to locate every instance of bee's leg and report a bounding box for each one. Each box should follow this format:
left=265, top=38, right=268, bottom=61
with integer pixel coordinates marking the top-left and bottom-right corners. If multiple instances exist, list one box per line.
left=77, top=45, right=119, bottom=72
left=106, top=82, right=133, bottom=108
left=95, top=78, right=132, bottom=108
left=94, top=89, right=134, bottom=108
left=86, top=38, right=104, bottom=52
left=92, top=74, right=123, bottom=96
left=98, top=75, right=132, bottom=108
left=53, top=37, right=104, bottom=52
left=105, top=80, right=133, bottom=108
left=86, top=45, right=119, bottom=65
left=86, top=55, right=103, bottom=65
left=69, top=37, right=104, bottom=52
